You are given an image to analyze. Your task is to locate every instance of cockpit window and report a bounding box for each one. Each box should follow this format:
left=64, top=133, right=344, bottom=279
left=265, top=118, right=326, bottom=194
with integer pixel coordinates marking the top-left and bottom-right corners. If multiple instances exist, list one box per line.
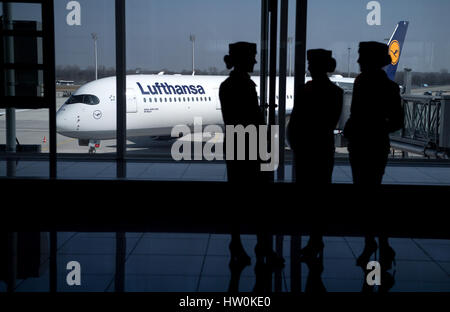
left=65, top=94, right=100, bottom=105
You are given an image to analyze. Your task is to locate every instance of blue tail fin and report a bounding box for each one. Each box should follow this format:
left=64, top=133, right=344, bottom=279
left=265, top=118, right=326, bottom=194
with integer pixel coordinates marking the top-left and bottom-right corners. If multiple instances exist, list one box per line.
left=384, top=21, right=409, bottom=81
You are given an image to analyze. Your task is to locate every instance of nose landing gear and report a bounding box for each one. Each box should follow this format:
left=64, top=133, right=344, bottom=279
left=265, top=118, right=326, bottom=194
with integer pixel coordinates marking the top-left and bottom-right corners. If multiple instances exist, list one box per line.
left=88, top=139, right=101, bottom=154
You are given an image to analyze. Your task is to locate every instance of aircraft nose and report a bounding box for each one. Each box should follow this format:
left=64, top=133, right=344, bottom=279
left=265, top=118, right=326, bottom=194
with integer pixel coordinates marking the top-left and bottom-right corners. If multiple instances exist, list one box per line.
left=56, top=105, right=78, bottom=135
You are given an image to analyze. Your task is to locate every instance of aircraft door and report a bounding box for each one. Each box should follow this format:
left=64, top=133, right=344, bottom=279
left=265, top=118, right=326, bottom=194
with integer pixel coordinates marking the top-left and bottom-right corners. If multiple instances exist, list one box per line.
left=126, top=88, right=137, bottom=113
left=213, top=88, right=221, bottom=110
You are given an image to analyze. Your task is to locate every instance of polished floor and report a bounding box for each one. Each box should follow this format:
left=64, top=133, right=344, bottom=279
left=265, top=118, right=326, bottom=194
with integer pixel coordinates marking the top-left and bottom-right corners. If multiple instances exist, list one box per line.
left=1, top=232, right=450, bottom=292
left=1, top=160, right=450, bottom=185
left=1, top=160, right=449, bottom=292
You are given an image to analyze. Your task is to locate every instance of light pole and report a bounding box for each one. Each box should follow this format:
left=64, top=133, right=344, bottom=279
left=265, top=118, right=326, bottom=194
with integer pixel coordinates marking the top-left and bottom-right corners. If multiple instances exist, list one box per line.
left=189, top=34, right=195, bottom=75
left=287, top=36, right=293, bottom=76
left=347, top=47, right=351, bottom=77
left=91, top=33, right=98, bottom=80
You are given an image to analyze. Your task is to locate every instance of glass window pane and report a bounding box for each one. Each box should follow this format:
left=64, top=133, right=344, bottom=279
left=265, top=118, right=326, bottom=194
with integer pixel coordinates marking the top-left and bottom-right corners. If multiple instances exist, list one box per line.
left=0, top=3, right=46, bottom=169
left=54, top=1, right=116, bottom=156
left=304, top=0, right=450, bottom=185
left=124, top=0, right=261, bottom=182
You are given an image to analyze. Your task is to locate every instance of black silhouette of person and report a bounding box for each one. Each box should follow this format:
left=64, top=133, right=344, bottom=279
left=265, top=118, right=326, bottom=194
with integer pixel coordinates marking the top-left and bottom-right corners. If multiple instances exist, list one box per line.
left=219, top=42, right=265, bottom=183
left=343, top=41, right=403, bottom=270
left=219, top=42, right=260, bottom=272
left=287, top=49, right=343, bottom=261
left=219, top=42, right=283, bottom=287
left=304, top=251, right=326, bottom=293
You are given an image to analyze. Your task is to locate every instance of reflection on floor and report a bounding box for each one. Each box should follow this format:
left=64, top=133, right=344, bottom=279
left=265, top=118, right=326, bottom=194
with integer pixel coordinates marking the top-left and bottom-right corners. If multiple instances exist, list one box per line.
left=1, top=160, right=450, bottom=185
left=1, top=233, right=450, bottom=292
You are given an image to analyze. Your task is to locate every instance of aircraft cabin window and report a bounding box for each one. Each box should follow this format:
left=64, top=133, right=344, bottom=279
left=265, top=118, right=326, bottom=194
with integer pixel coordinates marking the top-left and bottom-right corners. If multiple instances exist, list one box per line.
left=209, top=97, right=211, bottom=101
left=200, top=97, right=203, bottom=101
left=65, top=94, right=100, bottom=105
left=160, top=98, right=163, bottom=102
left=169, top=98, right=172, bottom=102
left=149, top=98, right=152, bottom=103
left=143, top=98, right=146, bottom=103
left=164, top=98, right=167, bottom=102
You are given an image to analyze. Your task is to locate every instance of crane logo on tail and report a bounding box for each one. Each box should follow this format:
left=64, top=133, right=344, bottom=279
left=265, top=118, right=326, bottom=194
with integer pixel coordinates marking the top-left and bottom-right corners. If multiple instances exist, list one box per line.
left=389, top=40, right=400, bottom=65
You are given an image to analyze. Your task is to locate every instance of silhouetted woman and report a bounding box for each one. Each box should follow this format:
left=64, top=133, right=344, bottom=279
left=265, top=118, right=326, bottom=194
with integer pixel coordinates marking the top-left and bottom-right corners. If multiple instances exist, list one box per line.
left=219, top=42, right=264, bottom=183
left=219, top=42, right=282, bottom=270
left=288, top=49, right=343, bottom=261
left=219, top=42, right=263, bottom=269
left=344, top=41, right=403, bottom=270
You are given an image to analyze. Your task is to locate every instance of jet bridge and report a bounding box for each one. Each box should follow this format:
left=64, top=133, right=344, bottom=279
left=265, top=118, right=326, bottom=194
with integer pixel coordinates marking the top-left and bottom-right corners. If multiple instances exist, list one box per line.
left=334, top=92, right=450, bottom=159
left=390, top=94, right=450, bottom=158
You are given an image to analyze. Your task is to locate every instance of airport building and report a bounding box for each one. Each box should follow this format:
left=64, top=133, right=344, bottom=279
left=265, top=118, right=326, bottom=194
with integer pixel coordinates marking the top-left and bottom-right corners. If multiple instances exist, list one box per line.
left=1, top=0, right=450, bottom=295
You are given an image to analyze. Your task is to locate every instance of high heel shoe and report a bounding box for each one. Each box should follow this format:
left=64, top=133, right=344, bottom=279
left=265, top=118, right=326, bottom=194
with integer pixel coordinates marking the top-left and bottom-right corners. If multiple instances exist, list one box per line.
left=379, top=270, right=396, bottom=293
left=379, top=245, right=396, bottom=271
left=356, top=239, right=378, bottom=268
left=229, top=242, right=251, bottom=268
left=299, top=241, right=324, bottom=263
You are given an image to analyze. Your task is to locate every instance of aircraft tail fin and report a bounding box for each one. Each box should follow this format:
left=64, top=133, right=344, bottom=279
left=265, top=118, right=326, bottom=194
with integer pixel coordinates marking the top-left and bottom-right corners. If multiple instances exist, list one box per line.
left=384, top=21, right=409, bottom=81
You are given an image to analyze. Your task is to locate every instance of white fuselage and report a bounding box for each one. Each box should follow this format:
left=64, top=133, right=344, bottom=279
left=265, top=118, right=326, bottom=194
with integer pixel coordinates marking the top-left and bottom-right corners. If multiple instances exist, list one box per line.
left=56, top=22, right=409, bottom=145
left=56, top=74, right=352, bottom=141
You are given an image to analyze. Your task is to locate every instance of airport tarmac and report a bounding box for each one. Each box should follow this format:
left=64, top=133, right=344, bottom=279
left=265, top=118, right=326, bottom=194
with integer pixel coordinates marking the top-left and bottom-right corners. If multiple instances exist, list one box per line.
left=0, top=97, right=296, bottom=158
left=0, top=92, right=438, bottom=158
left=411, top=85, right=450, bottom=95
left=2, top=96, right=450, bottom=184
left=0, top=97, right=223, bottom=156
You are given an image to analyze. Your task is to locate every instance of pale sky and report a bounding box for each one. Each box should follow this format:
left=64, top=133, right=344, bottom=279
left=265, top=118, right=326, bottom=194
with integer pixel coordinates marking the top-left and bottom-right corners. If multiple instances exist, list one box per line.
left=4, top=0, right=450, bottom=73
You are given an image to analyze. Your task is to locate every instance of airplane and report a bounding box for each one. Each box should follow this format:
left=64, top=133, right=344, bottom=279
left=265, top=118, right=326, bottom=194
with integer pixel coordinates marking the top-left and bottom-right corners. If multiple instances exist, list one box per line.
left=56, top=21, right=408, bottom=153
